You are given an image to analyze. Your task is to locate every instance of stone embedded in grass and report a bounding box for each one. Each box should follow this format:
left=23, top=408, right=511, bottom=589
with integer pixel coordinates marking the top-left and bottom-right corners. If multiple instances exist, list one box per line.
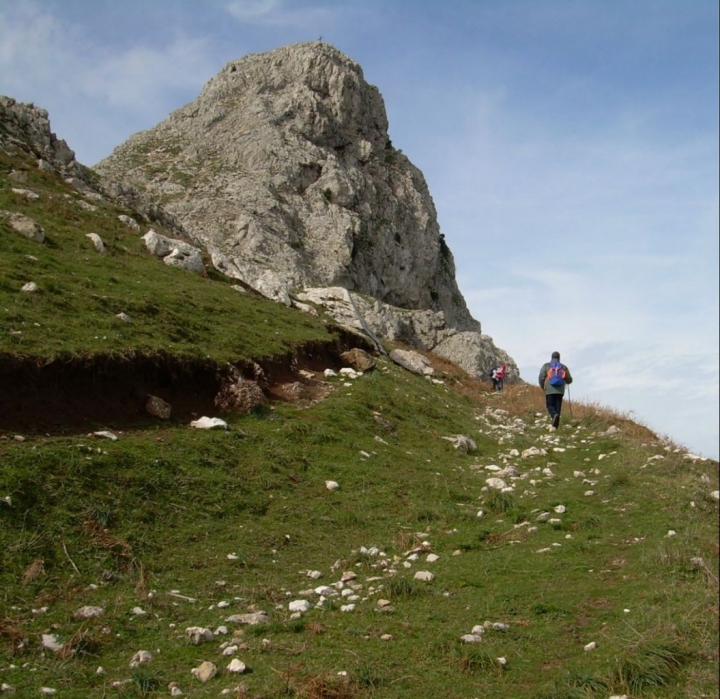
left=470, top=625, right=484, bottom=635
left=41, top=634, right=64, bottom=652
left=583, top=641, right=597, bottom=651
left=711, top=491, right=719, bottom=501
left=115, top=312, right=131, bottom=322
left=340, top=571, right=357, bottom=582
left=129, top=650, right=153, bottom=668
left=21, top=281, right=39, bottom=292
left=522, top=447, right=546, bottom=458
left=460, top=634, right=482, bottom=643
left=93, top=431, right=118, bottom=441
left=131, top=607, right=147, bottom=616
left=584, top=490, right=594, bottom=496
left=486, top=477, right=508, bottom=490
left=226, top=612, right=268, bottom=625
left=1, top=210, right=45, bottom=242
left=39, top=689, right=56, bottom=696
left=536, top=512, right=551, bottom=522
left=75, top=606, right=104, bottom=619
left=86, top=232, right=105, bottom=252
left=325, top=480, right=340, bottom=490
left=289, top=600, right=311, bottom=613
left=185, top=627, right=214, bottom=645
left=341, top=604, right=355, bottom=612
left=573, top=471, right=586, bottom=478
left=426, top=553, right=439, bottom=563
left=222, top=645, right=238, bottom=657
left=191, top=661, right=217, bottom=683
left=118, top=214, right=139, bottom=229
left=414, top=571, right=434, bottom=581
left=666, top=530, right=677, bottom=537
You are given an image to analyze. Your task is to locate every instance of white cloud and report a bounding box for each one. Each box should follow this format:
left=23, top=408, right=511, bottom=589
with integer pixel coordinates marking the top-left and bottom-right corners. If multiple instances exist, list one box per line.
left=224, top=0, right=344, bottom=28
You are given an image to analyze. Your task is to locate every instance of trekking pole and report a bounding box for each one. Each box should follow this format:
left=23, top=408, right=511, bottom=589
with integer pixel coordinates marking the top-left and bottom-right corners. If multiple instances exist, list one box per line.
left=567, top=385, right=573, bottom=419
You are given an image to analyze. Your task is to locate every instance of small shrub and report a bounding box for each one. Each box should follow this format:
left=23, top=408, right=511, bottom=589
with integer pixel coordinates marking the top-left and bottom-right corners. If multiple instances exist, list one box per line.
left=615, top=640, right=690, bottom=694
left=486, top=490, right=516, bottom=513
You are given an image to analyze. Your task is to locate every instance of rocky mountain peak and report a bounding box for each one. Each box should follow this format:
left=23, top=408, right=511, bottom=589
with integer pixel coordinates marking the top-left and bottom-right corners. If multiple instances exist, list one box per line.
left=94, top=41, right=479, bottom=331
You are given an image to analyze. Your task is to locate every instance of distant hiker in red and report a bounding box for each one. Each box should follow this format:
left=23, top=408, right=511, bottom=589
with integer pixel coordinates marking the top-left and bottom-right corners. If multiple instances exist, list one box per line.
left=539, top=351, right=573, bottom=428
left=490, top=364, right=507, bottom=391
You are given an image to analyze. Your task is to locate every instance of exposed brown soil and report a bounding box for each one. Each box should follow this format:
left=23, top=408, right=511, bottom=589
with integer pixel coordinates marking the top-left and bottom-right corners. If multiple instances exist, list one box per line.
left=0, top=332, right=376, bottom=436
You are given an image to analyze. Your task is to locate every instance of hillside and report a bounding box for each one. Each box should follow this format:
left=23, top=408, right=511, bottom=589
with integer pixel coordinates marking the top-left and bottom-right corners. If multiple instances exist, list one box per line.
left=1, top=95, right=718, bottom=698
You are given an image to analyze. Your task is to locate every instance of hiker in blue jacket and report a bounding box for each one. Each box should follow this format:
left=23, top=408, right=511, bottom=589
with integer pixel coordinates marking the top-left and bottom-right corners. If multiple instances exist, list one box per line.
left=539, top=351, right=573, bottom=429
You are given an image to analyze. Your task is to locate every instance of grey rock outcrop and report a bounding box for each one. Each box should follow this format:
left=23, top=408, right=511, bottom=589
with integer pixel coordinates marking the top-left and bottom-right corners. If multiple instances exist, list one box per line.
left=93, top=42, right=479, bottom=332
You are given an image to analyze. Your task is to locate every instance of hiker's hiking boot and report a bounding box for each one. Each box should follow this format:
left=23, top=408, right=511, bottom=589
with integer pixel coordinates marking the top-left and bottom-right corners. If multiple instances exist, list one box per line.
left=552, top=414, right=560, bottom=429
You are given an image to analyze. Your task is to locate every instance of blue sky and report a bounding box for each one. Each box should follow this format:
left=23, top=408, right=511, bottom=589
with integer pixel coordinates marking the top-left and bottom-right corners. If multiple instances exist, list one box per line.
left=1, top=0, right=717, bottom=459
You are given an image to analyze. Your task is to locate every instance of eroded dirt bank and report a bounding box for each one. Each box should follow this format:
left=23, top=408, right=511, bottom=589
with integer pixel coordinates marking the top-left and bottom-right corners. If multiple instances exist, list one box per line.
left=0, top=332, right=375, bottom=435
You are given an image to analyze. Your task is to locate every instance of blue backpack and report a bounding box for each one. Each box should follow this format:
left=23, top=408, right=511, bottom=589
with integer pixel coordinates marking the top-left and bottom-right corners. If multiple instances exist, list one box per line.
left=546, top=362, right=566, bottom=387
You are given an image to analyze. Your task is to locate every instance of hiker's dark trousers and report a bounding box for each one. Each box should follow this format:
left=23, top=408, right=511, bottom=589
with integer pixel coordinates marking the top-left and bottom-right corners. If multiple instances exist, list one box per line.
left=545, top=393, right=563, bottom=418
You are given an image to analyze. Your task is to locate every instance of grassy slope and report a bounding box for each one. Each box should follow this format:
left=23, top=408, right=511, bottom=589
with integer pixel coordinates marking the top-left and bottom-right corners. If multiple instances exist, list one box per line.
left=0, top=147, right=718, bottom=699
left=0, top=147, right=333, bottom=363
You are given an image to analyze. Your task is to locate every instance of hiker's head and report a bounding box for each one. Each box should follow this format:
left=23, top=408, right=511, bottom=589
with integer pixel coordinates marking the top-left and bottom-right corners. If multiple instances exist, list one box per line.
left=551, top=351, right=560, bottom=361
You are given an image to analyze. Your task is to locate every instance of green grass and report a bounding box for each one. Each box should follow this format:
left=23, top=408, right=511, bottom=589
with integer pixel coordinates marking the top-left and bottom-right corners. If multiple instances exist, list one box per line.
left=0, top=140, right=718, bottom=698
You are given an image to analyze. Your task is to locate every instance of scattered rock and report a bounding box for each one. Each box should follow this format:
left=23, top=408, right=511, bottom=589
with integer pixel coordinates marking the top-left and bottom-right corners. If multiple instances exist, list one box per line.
left=413, top=571, right=434, bottom=581
left=325, top=480, right=340, bottom=491
left=460, top=634, right=482, bottom=643
left=215, top=375, right=266, bottom=413
left=1, top=210, right=45, bottom=242
left=93, top=430, right=118, bottom=441
left=389, top=349, right=434, bottom=376
left=41, top=634, right=64, bottom=652
left=340, top=348, right=376, bottom=372
left=11, top=187, right=40, bottom=201
left=442, top=434, right=477, bottom=453
left=190, top=416, right=228, bottom=430
left=486, top=477, right=508, bottom=490
left=21, top=282, right=39, bottom=293
left=85, top=232, right=105, bottom=252
left=226, top=612, right=269, bottom=625
left=130, top=650, right=153, bottom=668
left=185, top=627, right=214, bottom=645
left=289, top=600, right=311, bottom=613
left=226, top=658, right=247, bottom=673
left=146, top=395, right=171, bottom=419
left=118, top=214, right=140, bottom=229
left=191, top=661, right=217, bottom=683
left=115, top=312, right=131, bottom=322
left=583, top=641, right=597, bottom=651
left=74, top=606, right=104, bottom=619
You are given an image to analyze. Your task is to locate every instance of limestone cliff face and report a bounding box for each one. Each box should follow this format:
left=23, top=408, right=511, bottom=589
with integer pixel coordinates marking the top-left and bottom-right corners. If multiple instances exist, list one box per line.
left=94, top=42, right=479, bottom=331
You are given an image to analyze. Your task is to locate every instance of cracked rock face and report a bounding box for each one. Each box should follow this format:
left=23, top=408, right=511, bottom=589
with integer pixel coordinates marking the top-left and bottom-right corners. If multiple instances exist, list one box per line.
left=93, top=41, right=480, bottom=332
